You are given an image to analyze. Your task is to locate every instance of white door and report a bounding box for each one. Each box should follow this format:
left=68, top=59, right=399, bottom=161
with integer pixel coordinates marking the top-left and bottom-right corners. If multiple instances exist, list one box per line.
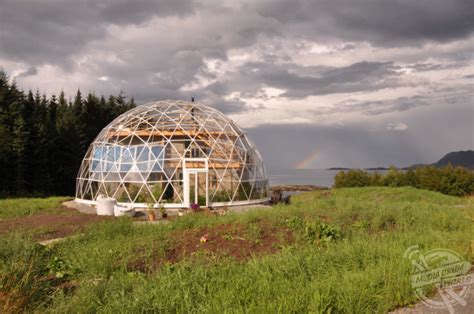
left=183, top=158, right=208, bottom=207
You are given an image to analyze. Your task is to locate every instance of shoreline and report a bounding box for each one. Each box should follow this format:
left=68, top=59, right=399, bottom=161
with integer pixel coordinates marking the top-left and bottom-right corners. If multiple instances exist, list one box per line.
left=270, top=184, right=329, bottom=192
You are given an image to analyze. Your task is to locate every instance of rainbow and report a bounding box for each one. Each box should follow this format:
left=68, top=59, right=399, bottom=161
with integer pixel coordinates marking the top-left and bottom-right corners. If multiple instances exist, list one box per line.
left=294, top=149, right=319, bottom=169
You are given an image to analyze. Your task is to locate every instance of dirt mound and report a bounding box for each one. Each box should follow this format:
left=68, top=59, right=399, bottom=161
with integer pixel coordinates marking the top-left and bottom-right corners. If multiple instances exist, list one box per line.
left=128, top=221, right=293, bottom=272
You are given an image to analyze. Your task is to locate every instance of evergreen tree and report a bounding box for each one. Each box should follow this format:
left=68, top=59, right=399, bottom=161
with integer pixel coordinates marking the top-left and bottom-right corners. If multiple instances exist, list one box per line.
left=0, top=70, right=11, bottom=194
left=0, top=73, right=25, bottom=195
left=82, top=93, right=101, bottom=147
left=32, top=91, right=53, bottom=193
left=23, top=91, right=40, bottom=193
left=0, top=69, right=138, bottom=196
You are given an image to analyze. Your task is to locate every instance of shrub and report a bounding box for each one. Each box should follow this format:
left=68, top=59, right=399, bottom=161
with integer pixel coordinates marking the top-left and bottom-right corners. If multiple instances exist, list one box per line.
left=382, top=167, right=404, bottom=187
left=304, top=221, right=342, bottom=244
left=334, top=169, right=371, bottom=188
left=334, top=165, right=474, bottom=196
left=285, top=217, right=342, bottom=244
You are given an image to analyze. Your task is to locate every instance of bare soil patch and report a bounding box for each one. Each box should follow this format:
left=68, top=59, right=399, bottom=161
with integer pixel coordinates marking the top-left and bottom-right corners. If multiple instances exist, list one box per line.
left=0, top=207, right=111, bottom=240
left=128, top=221, right=293, bottom=272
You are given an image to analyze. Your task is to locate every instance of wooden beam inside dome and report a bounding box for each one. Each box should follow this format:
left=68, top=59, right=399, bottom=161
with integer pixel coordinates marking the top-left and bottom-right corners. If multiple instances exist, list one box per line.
left=106, top=129, right=239, bottom=138
left=166, top=161, right=241, bottom=169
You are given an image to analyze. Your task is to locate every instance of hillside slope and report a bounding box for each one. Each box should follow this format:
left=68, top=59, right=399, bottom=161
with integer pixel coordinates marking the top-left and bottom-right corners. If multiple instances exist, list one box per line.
left=1, top=187, right=473, bottom=313
left=433, top=150, right=474, bottom=169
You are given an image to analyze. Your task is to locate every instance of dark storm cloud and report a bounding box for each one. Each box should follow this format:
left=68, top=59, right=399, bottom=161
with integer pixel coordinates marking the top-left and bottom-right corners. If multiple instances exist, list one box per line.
left=0, top=0, right=472, bottom=169
left=2, top=0, right=472, bottom=70
left=248, top=100, right=474, bottom=170
left=403, top=62, right=472, bottom=73
left=122, top=60, right=408, bottom=110
left=14, top=66, right=37, bottom=78
left=233, top=61, right=405, bottom=98
left=308, top=90, right=472, bottom=117
left=98, top=0, right=195, bottom=24
left=335, top=95, right=431, bottom=116
left=248, top=123, right=421, bottom=170
left=252, top=0, right=474, bottom=46
left=406, top=63, right=453, bottom=72
left=1, top=0, right=472, bottom=108
left=0, top=0, right=195, bottom=67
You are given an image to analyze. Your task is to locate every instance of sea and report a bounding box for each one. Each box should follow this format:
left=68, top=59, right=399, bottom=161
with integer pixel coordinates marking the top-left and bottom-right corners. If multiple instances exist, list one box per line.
left=268, top=169, right=388, bottom=188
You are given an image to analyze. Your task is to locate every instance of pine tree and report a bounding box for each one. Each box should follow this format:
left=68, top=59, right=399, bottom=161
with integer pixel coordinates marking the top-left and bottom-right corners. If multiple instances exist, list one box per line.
left=72, top=90, right=87, bottom=152
left=0, top=70, right=13, bottom=194
left=82, top=93, right=101, bottom=147
left=56, top=94, right=83, bottom=195
left=0, top=69, right=138, bottom=196
left=10, top=83, right=28, bottom=193
left=0, top=74, right=25, bottom=195
left=23, top=90, right=40, bottom=193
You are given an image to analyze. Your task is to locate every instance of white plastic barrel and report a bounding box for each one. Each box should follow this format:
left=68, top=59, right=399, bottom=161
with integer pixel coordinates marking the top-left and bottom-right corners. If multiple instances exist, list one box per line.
left=96, top=195, right=116, bottom=216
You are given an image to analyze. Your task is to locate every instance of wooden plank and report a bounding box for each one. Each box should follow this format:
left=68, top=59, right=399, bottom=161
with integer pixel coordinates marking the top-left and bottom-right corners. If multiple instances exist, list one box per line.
left=107, top=129, right=239, bottom=138
left=167, top=161, right=241, bottom=169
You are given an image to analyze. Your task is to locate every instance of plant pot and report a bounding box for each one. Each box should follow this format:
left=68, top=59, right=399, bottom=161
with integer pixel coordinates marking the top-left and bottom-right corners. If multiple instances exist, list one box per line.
left=161, top=213, right=168, bottom=219
left=147, top=212, right=156, bottom=221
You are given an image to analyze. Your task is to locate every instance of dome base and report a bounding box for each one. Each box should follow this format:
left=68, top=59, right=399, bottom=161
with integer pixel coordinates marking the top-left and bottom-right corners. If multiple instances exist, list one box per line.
left=74, top=197, right=271, bottom=209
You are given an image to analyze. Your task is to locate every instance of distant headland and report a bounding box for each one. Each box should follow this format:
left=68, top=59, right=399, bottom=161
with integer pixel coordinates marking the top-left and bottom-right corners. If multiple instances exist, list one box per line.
left=326, top=150, right=474, bottom=170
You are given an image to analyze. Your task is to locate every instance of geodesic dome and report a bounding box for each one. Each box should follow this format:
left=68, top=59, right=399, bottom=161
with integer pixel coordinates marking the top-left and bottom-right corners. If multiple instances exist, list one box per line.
left=75, top=100, right=269, bottom=208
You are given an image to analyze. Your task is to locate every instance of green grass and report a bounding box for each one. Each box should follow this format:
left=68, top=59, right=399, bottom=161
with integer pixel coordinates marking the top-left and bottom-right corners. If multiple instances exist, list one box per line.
left=0, top=196, right=71, bottom=219
left=1, top=187, right=473, bottom=312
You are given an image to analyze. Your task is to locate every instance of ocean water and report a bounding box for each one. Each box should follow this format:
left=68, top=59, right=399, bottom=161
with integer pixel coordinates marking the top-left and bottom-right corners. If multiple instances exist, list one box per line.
left=268, top=169, right=388, bottom=188
left=268, top=169, right=339, bottom=187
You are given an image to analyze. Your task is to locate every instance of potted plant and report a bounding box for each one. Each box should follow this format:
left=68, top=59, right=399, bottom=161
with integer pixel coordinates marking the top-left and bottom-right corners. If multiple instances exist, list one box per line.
left=146, top=198, right=156, bottom=221
left=190, top=203, right=200, bottom=213
left=159, top=203, right=167, bottom=219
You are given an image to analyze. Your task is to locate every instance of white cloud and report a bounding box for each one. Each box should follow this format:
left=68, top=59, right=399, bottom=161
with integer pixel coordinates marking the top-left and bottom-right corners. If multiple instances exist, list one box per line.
left=386, top=122, right=408, bottom=131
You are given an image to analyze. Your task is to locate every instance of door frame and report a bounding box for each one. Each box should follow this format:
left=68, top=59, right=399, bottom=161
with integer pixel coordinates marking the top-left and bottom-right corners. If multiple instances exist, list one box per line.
left=182, top=158, right=208, bottom=208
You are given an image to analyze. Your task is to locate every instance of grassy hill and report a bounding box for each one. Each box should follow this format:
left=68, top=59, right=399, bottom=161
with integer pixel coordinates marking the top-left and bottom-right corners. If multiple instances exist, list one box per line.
left=1, top=187, right=473, bottom=312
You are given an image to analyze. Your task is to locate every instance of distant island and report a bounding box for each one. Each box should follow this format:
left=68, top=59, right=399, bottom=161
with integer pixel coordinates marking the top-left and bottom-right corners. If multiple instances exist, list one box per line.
left=327, top=150, right=474, bottom=170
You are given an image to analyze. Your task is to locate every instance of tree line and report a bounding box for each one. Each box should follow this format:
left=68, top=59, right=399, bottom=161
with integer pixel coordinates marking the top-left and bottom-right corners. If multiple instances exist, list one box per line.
left=334, top=166, right=474, bottom=196
left=0, top=69, right=135, bottom=197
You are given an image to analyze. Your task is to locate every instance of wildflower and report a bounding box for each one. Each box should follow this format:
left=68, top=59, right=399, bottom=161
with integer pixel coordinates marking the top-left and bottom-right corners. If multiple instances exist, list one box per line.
left=200, top=234, right=209, bottom=243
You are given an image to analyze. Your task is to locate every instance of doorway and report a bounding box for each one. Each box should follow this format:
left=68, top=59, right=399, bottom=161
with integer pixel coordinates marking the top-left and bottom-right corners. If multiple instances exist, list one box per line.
left=183, top=158, right=208, bottom=207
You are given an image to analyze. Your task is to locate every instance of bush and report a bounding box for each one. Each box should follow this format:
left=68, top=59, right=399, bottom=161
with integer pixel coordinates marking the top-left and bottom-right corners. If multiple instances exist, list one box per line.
left=334, top=169, right=371, bottom=188
left=304, top=221, right=342, bottom=244
left=334, top=165, right=474, bottom=196
left=285, top=217, right=343, bottom=244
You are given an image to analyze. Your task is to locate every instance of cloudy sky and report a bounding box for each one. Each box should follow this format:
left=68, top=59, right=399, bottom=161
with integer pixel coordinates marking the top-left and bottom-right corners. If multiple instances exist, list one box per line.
left=1, top=0, right=473, bottom=170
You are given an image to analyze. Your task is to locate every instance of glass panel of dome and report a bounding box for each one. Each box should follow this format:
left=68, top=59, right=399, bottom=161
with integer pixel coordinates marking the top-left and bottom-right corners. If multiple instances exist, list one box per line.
left=150, top=145, right=163, bottom=159
left=120, top=149, right=133, bottom=171
left=91, top=146, right=103, bottom=171
left=136, top=145, right=147, bottom=162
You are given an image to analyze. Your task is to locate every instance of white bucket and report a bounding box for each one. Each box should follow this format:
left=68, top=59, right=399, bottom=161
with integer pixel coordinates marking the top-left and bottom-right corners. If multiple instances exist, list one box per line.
left=96, top=196, right=116, bottom=216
